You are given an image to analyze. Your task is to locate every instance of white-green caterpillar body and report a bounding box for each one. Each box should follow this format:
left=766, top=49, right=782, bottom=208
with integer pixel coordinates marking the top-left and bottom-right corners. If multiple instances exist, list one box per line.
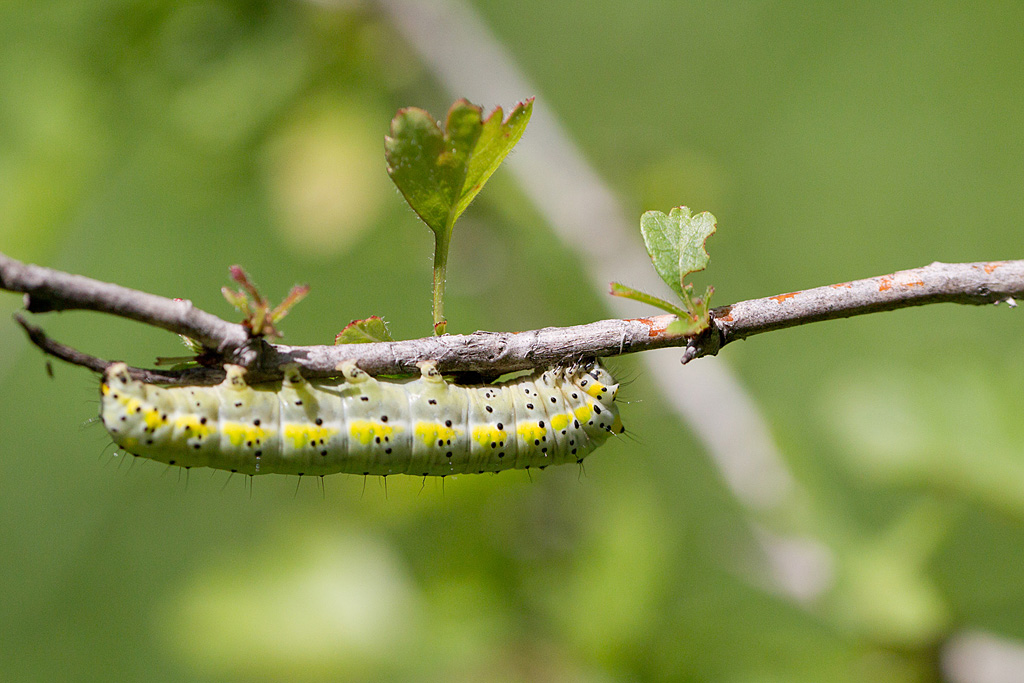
left=100, top=360, right=623, bottom=477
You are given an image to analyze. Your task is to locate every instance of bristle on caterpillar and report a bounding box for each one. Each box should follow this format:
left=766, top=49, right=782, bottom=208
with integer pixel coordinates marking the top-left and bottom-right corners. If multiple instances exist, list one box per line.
left=99, top=360, right=623, bottom=477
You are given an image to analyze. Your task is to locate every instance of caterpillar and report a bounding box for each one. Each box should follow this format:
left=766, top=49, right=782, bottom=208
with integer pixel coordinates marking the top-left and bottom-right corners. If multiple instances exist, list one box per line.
left=99, top=359, right=623, bottom=477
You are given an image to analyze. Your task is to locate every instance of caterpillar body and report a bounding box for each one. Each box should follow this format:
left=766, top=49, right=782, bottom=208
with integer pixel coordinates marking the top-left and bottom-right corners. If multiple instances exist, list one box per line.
left=100, top=360, right=623, bottom=477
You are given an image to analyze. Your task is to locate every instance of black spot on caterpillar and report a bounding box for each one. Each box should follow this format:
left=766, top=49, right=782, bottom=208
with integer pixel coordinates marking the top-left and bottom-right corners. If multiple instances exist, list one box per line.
left=100, top=360, right=623, bottom=477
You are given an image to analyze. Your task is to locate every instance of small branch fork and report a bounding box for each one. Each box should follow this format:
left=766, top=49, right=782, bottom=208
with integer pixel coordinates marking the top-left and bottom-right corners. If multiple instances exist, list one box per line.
left=1, top=251, right=1020, bottom=385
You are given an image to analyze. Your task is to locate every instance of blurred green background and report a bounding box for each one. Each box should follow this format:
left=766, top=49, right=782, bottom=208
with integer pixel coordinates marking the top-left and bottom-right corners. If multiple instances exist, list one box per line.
left=1, top=1, right=1022, bottom=681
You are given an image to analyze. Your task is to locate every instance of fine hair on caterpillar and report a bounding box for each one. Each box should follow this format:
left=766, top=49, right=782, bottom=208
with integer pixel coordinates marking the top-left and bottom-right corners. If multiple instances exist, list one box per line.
left=100, top=359, right=624, bottom=477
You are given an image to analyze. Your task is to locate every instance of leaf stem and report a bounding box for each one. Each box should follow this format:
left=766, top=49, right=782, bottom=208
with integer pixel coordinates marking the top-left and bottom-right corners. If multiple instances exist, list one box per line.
left=432, top=230, right=450, bottom=335
left=608, top=282, right=689, bottom=318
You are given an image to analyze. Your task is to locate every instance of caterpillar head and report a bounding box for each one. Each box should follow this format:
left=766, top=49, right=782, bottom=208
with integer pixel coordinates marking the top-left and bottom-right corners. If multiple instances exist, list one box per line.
left=575, top=360, right=619, bottom=403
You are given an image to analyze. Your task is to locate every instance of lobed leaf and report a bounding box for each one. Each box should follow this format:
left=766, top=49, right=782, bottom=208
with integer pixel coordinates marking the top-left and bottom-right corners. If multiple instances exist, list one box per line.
left=384, top=98, right=533, bottom=238
left=640, top=207, right=716, bottom=298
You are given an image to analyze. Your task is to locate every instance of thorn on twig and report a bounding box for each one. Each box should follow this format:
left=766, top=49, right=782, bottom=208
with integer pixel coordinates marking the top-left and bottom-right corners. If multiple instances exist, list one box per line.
left=680, top=344, right=698, bottom=365
left=680, top=322, right=722, bottom=365
left=1005, top=297, right=1017, bottom=308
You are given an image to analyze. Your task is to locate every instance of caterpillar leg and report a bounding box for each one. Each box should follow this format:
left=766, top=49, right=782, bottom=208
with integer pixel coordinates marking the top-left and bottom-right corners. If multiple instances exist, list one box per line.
left=336, top=360, right=371, bottom=384
left=416, top=360, right=447, bottom=385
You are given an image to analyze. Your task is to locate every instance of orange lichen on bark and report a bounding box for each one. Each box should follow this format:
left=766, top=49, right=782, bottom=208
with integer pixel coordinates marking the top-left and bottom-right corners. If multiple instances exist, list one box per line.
left=648, top=318, right=673, bottom=336
left=901, top=280, right=925, bottom=288
left=769, top=292, right=799, bottom=303
left=627, top=317, right=670, bottom=337
left=878, top=276, right=894, bottom=291
left=831, top=282, right=853, bottom=289
left=984, top=261, right=1006, bottom=274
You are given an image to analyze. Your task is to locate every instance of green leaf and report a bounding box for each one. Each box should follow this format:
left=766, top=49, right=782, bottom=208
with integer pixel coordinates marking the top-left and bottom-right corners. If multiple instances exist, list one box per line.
left=177, top=335, right=205, bottom=355
left=334, top=316, right=394, bottom=344
left=220, top=287, right=249, bottom=315
left=610, top=282, right=714, bottom=336
left=665, top=316, right=706, bottom=336
left=640, top=207, right=716, bottom=298
left=385, top=98, right=533, bottom=334
left=608, top=282, right=689, bottom=319
left=385, top=98, right=533, bottom=236
left=269, top=285, right=310, bottom=324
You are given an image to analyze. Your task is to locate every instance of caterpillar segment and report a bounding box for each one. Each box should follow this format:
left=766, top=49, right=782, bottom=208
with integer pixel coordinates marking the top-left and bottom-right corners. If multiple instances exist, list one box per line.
left=99, top=359, right=623, bottom=477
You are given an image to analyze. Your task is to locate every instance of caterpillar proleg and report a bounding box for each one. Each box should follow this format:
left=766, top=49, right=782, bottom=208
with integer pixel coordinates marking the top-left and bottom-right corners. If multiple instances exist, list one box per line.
left=100, top=360, right=623, bottom=477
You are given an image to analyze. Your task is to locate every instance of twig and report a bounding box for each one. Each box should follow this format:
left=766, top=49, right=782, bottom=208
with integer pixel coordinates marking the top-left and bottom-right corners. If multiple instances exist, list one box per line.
left=715, top=260, right=1020, bottom=339
left=13, top=316, right=195, bottom=384
left=0, top=252, right=249, bottom=353
left=0, top=252, right=1020, bottom=384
